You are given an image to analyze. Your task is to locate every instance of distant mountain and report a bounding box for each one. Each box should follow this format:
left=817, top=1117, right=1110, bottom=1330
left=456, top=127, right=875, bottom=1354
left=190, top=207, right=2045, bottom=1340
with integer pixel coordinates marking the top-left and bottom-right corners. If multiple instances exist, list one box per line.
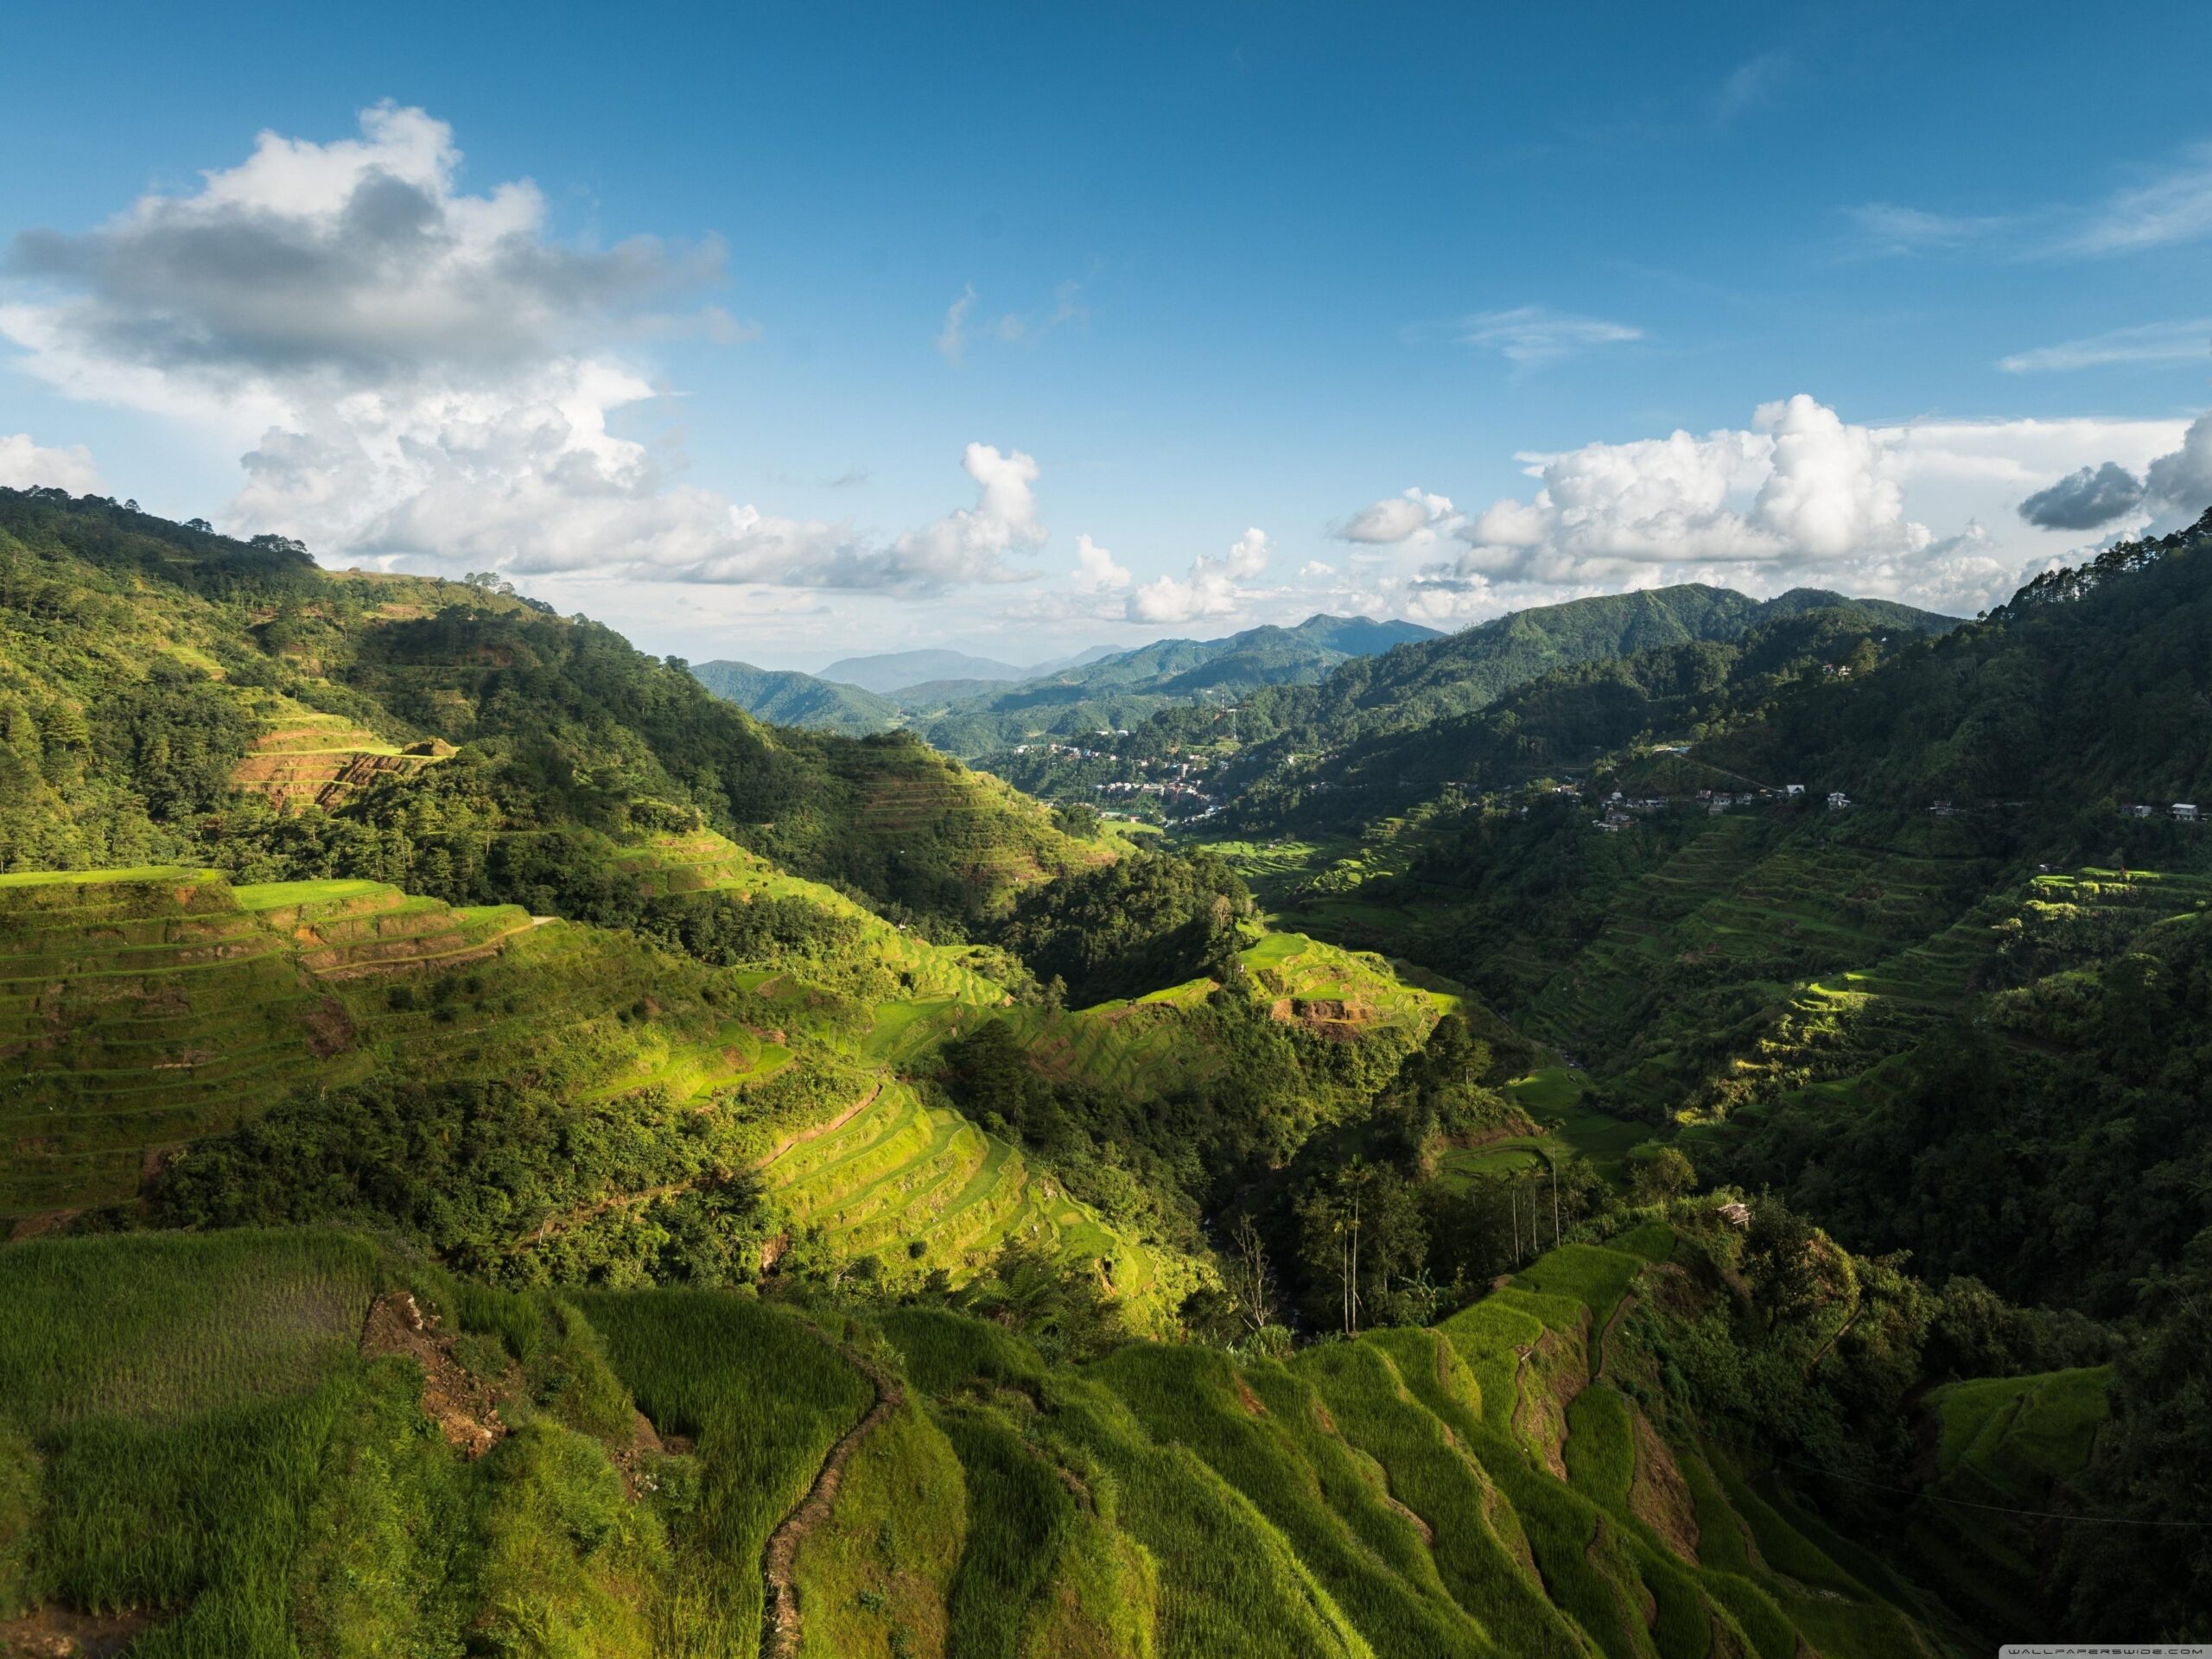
left=918, top=613, right=1441, bottom=755
left=817, top=648, right=1031, bottom=694
left=689, top=660, right=902, bottom=734
left=1218, top=585, right=1960, bottom=755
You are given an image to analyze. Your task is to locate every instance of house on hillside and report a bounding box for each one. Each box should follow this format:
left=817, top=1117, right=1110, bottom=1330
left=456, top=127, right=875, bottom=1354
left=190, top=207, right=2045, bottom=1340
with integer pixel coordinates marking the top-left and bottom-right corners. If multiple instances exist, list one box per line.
left=2122, top=804, right=2154, bottom=818
left=1785, top=784, right=1805, bottom=798
left=1827, top=791, right=1852, bottom=810
left=1929, top=800, right=1955, bottom=818
left=2176, top=803, right=2200, bottom=823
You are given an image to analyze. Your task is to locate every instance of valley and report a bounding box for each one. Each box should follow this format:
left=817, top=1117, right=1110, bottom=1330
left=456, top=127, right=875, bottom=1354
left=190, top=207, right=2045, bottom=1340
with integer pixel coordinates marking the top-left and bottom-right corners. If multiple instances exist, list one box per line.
left=1, top=488, right=2208, bottom=1653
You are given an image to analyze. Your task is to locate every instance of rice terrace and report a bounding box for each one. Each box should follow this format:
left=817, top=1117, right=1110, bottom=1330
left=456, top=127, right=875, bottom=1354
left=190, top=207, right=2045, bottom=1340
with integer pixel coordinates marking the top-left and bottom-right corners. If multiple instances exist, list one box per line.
left=3, top=8, right=2212, bottom=1654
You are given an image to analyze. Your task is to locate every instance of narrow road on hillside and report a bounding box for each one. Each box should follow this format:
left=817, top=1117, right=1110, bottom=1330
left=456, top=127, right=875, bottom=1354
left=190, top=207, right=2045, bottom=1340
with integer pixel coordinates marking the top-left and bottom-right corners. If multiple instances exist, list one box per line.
left=760, top=1332, right=906, bottom=1659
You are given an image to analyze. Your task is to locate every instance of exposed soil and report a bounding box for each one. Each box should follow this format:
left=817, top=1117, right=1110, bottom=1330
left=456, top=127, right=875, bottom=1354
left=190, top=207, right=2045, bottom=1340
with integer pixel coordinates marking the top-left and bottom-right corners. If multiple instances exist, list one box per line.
left=1230, top=1370, right=1267, bottom=1416
left=301, top=995, right=357, bottom=1058
left=5, top=1209, right=83, bottom=1243
left=357, top=1290, right=507, bottom=1458
left=0, top=1606, right=153, bottom=1657
left=1629, top=1412, right=1701, bottom=1563
left=1515, top=1331, right=1585, bottom=1481
left=759, top=1335, right=906, bottom=1659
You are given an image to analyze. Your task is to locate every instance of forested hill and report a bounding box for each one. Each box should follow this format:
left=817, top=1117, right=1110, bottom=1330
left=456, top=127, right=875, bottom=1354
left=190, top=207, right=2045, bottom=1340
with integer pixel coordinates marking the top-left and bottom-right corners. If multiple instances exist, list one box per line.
left=1211, top=583, right=1957, bottom=763
left=1700, top=508, right=2212, bottom=810
left=909, top=613, right=1439, bottom=756
left=688, top=658, right=903, bottom=735
left=1223, top=600, right=1968, bottom=833
left=981, top=583, right=1955, bottom=823
left=0, top=486, right=1103, bottom=931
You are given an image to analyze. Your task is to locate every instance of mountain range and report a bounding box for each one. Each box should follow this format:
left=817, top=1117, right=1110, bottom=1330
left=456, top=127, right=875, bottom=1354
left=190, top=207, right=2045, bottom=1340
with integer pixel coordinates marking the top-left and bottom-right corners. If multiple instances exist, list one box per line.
left=2, top=484, right=2208, bottom=1649
left=696, top=613, right=1443, bottom=753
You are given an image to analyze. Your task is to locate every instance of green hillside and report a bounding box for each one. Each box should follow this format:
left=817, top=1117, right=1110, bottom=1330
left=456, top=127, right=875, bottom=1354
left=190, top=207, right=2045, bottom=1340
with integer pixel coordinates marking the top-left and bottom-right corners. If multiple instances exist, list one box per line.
left=986, top=586, right=1955, bottom=822
left=1, top=486, right=2199, bottom=1651
left=2, top=1209, right=1982, bottom=1659
left=1181, top=514, right=2212, bottom=1637
left=912, top=613, right=1439, bottom=759
left=690, top=660, right=904, bottom=735
left=0, top=488, right=1105, bottom=931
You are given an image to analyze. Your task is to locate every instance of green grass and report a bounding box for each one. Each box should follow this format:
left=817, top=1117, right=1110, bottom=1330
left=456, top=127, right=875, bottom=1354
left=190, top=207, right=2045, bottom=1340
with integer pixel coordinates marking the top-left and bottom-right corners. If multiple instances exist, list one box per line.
left=791, top=1400, right=966, bottom=1659
left=1296, top=1337, right=1586, bottom=1659
left=0, top=1230, right=380, bottom=1429
left=579, top=1292, right=874, bottom=1657
left=1929, top=1366, right=2109, bottom=1493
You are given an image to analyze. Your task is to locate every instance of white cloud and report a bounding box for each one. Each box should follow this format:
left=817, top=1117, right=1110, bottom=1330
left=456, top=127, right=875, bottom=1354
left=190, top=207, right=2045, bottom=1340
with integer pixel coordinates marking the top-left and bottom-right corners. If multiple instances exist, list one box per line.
left=1854, top=141, right=2212, bottom=264
left=1335, top=487, right=1459, bottom=545
left=2145, top=413, right=2212, bottom=516
left=1422, top=396, right=2196, bottom=618
left=1455, top=306, right=1642, bottom=367
left=0, top=433, right=102, bottom=493
left=1128, top=527, right=1273, bottom=624
left=1999, top=318, right=2212, bottom=372
left=938, top=280, right=1085, bottom=363
left=936, top=285, right=976, bottom=364
left=1715, top=51, right=1790, bottom=122
left=1841, top=202, right=2012, bottom=257
left=1298, top=560, right=1336, bottom=579
left=1071, top=532, right=1130, bottom=593
left=2063, top=142, right=2212, bottom=256
left=0, top=105, right=1043, bottom=592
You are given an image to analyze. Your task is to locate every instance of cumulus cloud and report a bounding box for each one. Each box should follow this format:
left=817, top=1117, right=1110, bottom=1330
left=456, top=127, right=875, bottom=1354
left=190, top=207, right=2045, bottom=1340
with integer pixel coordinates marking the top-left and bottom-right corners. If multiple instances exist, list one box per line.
left=2018, top=461, right=2148, bottom=531
left=1410, top=395, right=2203, bottom=619
left=1999, top=318, right=2212, bottom=373
left=0, top=105, right=1048, bottom=592
left=2145, top=414, right=2212, bottom=514
left=1128, top=527, right=1272, bottom=624
left=1299, top=560, right=1336, bottom=579
left=1452, top=395, right=1920, bottom=583
left=3, top=104, right=716, bottom=389
left=1455, top=307, right=1642, bottom=367
left=2002, top=413, right=2212, bottom=539
left=1071, top=532, right=1130, bottom=593
left=1335, top=487, right=1459, bottom=545
left=0, top=433, right=101, bottom=493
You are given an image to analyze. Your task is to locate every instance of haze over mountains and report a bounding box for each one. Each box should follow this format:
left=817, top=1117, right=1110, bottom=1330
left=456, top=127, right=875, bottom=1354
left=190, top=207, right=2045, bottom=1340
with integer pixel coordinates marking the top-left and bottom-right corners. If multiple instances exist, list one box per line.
left=694, top=613, right=1443, bottom=753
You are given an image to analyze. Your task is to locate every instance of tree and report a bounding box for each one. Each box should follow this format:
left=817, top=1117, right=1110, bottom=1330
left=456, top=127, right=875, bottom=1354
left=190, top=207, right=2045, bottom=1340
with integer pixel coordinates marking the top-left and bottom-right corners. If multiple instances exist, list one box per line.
left=1295, top=1159, right=1427, bottom=1334
left=1627, top=1141, right=1696, bottom=1204
left=1222, top=1210, right=1277, bottom=1338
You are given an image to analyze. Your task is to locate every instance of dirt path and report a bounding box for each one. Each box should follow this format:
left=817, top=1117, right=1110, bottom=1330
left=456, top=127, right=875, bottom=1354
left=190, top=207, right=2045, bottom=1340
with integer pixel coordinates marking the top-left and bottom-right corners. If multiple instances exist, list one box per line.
left=760, top=1333, right=906, bottom=1659
left=1594, top=1291, right=1637, bottom=1382
left=754, top=1083, right=884, bottom=1172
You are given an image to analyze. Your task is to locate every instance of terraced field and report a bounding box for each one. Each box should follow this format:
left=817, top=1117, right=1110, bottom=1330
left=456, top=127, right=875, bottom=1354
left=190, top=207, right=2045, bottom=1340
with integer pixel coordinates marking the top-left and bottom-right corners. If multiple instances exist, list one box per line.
left=835, top=1218, right=1955, bottom=1659
left=0, top=866, right=1175, bottom=1316
left=0, top=1216, right=1972, bottom=1657
left=1005, top=928, right=1454, bottom=1109
left=228, top=696, right=447, bottom=810
left=760, top=1080, right=1161, bottom=1303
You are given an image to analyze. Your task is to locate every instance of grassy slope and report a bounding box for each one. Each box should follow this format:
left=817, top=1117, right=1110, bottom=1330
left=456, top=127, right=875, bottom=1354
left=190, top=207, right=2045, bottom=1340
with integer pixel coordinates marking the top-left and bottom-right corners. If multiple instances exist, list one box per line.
left=0, top=1223, right=1961, bottom=1659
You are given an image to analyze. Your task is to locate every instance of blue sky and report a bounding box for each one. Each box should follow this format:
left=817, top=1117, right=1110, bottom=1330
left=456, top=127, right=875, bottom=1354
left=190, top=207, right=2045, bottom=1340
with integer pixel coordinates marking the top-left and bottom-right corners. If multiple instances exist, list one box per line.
left=2, top=1, right=2209, bottom=668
